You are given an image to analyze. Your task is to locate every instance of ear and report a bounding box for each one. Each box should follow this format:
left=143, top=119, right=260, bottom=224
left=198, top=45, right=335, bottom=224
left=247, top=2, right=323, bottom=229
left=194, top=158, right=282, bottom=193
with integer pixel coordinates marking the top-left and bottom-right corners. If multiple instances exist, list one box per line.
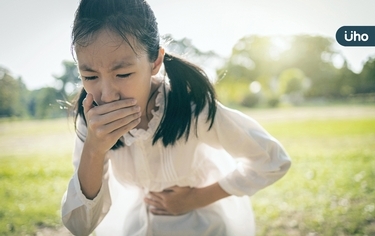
left=151, top=47, right=165, bottom=76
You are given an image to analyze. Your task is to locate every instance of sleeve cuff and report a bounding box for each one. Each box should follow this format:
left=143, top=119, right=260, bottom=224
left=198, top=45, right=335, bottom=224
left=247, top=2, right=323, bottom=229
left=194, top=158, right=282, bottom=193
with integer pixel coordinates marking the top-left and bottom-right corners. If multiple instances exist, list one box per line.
left=73, top=172, right=105, bottom=208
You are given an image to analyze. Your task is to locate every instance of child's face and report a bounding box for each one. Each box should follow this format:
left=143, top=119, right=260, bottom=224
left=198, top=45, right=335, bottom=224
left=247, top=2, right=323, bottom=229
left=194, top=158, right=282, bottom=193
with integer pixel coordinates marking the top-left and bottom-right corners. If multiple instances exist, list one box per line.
left=76, top=29, right=162, bottom=114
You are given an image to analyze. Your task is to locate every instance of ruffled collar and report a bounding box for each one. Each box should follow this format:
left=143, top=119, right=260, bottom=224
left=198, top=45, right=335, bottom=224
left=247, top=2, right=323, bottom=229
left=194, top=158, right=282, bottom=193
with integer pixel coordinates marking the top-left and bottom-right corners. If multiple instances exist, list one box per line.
left=123, top=83, right=166, bottom=146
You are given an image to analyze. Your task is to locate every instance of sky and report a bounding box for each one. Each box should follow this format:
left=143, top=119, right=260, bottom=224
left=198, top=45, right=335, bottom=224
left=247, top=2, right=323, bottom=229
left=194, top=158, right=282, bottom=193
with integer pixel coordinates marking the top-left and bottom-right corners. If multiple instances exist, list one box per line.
left=0, top=0, right=374, bottom=90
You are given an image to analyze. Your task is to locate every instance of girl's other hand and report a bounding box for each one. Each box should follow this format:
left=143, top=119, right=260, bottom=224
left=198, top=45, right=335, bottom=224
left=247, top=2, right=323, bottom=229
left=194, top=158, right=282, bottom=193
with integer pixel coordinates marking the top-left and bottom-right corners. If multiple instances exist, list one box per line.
left=145, top=186, right=199, bottom=216
left=144, top=183, right=230, bottom=216
left=83, top=93, right=141, bottom=155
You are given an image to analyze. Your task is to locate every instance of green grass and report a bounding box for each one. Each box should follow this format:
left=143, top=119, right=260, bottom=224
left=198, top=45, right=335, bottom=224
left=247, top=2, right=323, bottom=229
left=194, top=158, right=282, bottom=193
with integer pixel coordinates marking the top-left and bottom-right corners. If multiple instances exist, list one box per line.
left=251, top=118, right=375, bottom=236
left=0, top=107, right=374, bottom=235
left=0, top=118, right=74, bottom=235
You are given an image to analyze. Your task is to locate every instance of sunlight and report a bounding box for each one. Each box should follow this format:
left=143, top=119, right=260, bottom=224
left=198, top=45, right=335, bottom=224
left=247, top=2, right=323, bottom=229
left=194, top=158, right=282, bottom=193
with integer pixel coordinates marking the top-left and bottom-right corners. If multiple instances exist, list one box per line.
left=249, top=81, right=262, bottom=94
left=269, top=36, right=291, bottom=60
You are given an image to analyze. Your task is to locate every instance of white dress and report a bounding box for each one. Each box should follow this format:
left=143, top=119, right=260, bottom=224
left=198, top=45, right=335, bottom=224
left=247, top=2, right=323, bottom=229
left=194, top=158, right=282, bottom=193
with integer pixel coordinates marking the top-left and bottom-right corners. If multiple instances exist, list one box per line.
left=61, top=84, right=291, bottom=236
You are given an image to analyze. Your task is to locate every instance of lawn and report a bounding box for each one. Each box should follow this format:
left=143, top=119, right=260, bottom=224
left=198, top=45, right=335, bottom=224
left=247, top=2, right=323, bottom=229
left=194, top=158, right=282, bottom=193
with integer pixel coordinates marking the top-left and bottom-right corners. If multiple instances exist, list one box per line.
left=251, top=117, right=375, bottom=235
left=0, top=105, right=374, bottom=235
left=0, top=118, right=75, bottom=235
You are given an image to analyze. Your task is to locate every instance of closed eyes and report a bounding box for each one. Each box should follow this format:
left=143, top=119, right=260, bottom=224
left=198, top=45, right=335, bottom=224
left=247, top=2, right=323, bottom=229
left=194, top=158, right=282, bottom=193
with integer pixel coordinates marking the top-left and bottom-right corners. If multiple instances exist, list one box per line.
left=82, top=73, right=132, bottom=81
left=83, top=76, right=97, bottom=81
left=117, top=73, right=132, bottom=78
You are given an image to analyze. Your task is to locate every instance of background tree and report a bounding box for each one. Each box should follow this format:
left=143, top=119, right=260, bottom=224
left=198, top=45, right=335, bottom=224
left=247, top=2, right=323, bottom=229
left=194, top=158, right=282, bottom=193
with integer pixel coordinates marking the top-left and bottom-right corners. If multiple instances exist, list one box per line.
left=1, top=35, right=374, bottom=119
left=0, top=67, right=28, bottom=117
left=163, top=34, right=224, bottom=84
left=53, top=60, right=80, bottom=100
left=332, top=60, right=358, bottom=98
left=214, top=34, right=372, bottom=107
left=279, top=35, right=340, bottom=98
left=215, top=35, right=284, bottom=106
left=163, top=34, right=221, bottom=66
left=0, top=62, right=75, bottom=119
left=27, top=87, right=66, bottom=119
left=358, top=57, right=375, bottom=94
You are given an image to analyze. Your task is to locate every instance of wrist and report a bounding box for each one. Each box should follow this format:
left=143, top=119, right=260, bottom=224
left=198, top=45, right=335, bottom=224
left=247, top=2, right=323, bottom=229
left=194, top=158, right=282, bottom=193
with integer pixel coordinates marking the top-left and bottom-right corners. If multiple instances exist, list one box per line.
left=82, top=141, right=108, bottom=159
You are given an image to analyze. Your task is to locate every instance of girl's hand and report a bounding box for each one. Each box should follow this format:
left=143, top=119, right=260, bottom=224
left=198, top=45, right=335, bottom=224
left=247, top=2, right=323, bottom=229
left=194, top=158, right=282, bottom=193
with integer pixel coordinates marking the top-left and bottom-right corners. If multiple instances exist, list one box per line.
left=83, top=93, right=141, bottom=155
left=145, top=186, right=199, bottom=216
left=144, top=183, right=231, bottom=216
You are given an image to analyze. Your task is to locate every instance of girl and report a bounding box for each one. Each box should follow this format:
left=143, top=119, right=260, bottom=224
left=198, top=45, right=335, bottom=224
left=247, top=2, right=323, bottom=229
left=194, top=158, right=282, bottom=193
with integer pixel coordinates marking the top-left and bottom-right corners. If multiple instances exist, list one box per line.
left=61, top=0, right=291, bottom=235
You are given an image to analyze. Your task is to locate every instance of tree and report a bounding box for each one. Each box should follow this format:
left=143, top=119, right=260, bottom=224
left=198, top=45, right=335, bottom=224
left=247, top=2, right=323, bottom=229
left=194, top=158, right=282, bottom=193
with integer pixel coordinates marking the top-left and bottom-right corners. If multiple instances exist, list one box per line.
left=53, top=60, right=80, bottom=100
left=27, top=87, right=66, bottom=119
left=279, top=35, right=340, bottom=98
left=163, top=34, right=221, bottom=66
left=0, top=67, right=28, bottom=117
left=331, top=60, right=358, bottom=98
left=215, top=36, right=282, bottom=106
left=217, top=35, right=280, bottom=83
left=215, top=34, right=360, bottom=106
left=358, top=57, right=375, bottom=94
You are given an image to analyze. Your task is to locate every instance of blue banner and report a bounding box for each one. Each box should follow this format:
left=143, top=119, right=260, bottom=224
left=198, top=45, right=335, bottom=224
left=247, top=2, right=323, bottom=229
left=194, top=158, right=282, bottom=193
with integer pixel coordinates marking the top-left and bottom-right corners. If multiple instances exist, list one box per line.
left=336, top=26, right=375, bottom=46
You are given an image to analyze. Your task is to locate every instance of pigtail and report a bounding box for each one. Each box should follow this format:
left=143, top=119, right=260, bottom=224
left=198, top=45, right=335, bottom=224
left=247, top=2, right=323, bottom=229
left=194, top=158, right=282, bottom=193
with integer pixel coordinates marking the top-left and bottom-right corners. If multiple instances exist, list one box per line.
left=153, top=52, right=217, bottom=146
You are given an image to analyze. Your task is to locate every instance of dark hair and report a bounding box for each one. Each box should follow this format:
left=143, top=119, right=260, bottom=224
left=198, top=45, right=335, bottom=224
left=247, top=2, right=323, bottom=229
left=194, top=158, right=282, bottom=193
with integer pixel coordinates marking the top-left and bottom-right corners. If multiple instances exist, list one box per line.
left=72, top=0, right=217, bottom=148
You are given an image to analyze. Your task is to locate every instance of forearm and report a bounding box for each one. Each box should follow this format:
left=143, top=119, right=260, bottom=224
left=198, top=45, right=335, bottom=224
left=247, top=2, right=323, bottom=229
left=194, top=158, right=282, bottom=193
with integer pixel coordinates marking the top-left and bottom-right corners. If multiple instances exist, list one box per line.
left=194, top=182, right=231, bottom=208
left=77, top=145, right=106, bottom=199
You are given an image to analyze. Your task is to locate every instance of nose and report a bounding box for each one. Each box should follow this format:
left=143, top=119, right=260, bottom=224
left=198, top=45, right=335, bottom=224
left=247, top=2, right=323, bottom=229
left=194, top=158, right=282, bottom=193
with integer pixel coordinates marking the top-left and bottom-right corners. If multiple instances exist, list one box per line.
left=100, top=80, right=120, bottom=104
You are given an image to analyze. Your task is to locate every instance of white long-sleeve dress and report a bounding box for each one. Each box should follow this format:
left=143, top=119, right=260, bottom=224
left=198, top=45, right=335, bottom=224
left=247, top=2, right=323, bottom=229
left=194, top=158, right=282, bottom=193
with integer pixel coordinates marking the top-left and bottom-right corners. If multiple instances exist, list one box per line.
left=61, top=84, right=291, bottom=236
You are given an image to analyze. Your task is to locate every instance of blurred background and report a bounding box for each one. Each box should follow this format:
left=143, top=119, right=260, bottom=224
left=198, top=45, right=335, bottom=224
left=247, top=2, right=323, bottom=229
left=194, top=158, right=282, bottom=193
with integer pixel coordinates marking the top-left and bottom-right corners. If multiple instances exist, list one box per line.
left=0, top=0, right=374, bottom=235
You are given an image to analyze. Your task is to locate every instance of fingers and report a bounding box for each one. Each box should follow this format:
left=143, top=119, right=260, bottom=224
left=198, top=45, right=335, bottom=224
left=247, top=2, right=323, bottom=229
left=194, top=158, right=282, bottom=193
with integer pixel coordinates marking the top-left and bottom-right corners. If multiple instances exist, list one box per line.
left=145, top=195, right=174, bottom=215
left=144, top=187, right=197, bottom=216
left=84, top=95, right=141, bottom=137
left=100, top=104, right=141, bottom=127
left=83, top=93, right=95, bottom=115
left=91, top=98, right=137, bottom=115
left=110, top=116, right=141, bottom=138
left=83, top=93, right=138, bottom=120
left=82, top=94, right=141, bottom=152
left=149, top=207, right=171, bottom=215
left=145, top=195, right=164, bottom=209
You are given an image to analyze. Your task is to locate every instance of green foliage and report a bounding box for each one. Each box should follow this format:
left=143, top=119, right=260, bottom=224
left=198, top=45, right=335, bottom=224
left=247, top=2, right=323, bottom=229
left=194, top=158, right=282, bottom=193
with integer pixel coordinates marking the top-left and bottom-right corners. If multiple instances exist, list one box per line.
left=27, top=87, right=67, bottom=119
left=163, top=34, right=219, bottom=62
left=358, top=57, right=375, bottom=94
left=278, top=68, right=305, bottom=95
left=215, top=80, right=251, bottom=105
left=216, top=34, right=375, bottom=107
left=53, top=60, right=80, bottom=99
left=2, top=35, right=375, bottom=118
left=0, top=68, right=28, bottom=117
left=0, top=62, right=78, bottom=119
left=241, top=93, right=260, bottom=108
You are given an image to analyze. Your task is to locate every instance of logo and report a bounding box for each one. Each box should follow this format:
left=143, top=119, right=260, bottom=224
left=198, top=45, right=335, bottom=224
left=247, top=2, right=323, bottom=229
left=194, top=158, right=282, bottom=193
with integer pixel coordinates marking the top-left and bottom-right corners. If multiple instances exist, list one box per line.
left=336, top=26, right=375, bottom=46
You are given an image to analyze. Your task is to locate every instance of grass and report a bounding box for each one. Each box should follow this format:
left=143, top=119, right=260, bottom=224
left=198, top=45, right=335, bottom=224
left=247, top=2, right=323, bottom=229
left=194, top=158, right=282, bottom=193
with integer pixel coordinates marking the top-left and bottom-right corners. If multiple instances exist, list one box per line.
left=251, top=117, right=375, bottom=235
left=0, top=106, right=374, bottom=235
left=0, top=118, right=75, bottom=235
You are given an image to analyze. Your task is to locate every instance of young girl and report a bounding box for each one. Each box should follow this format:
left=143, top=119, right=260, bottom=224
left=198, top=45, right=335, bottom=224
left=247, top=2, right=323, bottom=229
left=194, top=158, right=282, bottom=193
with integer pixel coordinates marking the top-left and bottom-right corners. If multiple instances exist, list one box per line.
left=61, top=0, right=291, bottom=235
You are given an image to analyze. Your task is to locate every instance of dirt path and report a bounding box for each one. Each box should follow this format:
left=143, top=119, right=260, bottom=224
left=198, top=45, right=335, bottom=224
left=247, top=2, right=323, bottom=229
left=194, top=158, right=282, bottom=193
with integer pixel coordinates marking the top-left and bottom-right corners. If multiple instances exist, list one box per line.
left=36, top=226, right=73, bottom=236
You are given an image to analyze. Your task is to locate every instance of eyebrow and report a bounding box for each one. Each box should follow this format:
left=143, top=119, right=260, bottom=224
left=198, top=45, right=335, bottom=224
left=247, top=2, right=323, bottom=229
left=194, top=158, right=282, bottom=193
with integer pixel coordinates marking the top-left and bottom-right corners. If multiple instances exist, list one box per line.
left=79, top=64, right=96, bottom=72
left=79, top=59, right=135, bottom=72
left=111, top=61, right=134, bottom=71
